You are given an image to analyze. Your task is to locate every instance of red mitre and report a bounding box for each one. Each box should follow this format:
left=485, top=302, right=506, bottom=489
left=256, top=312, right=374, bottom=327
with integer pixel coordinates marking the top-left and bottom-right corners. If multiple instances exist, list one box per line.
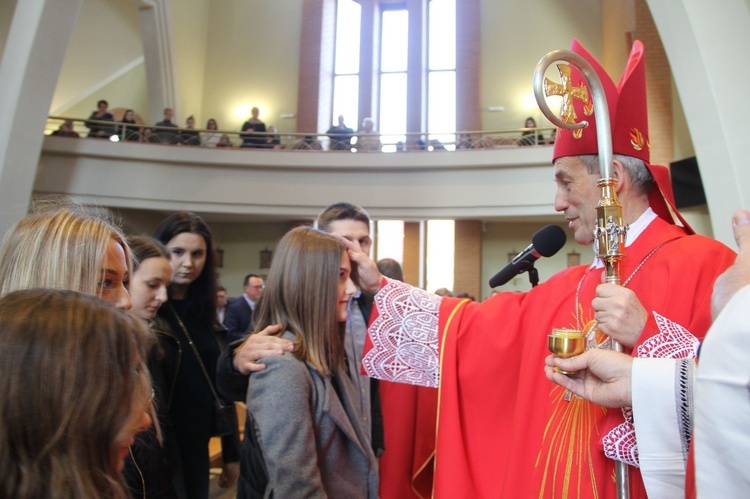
left=551, top=39, right=693, bottom=232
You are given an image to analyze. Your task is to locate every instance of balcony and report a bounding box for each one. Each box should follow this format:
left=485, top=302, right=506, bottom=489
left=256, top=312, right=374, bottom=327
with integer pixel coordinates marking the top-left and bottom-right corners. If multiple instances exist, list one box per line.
left=39, top=118, right=559, bottom=223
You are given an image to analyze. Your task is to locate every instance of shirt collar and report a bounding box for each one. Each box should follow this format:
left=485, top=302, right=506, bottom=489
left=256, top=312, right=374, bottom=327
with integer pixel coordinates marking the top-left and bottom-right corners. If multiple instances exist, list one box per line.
left=242, top=294, right=256, bottom=308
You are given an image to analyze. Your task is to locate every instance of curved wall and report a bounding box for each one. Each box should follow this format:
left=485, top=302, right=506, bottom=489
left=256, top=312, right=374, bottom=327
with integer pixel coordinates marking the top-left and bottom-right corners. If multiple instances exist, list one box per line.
left=37, top=137, right=560, bottom=223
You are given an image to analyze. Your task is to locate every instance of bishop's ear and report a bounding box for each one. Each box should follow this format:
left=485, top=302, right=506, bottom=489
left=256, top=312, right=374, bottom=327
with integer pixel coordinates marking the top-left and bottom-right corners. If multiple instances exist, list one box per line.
left=611, top=159, right=626, bottom=192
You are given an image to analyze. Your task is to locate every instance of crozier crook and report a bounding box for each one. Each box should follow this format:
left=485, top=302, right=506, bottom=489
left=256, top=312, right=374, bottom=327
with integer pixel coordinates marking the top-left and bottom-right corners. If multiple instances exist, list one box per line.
left=533, top=49, right=631, bottom=499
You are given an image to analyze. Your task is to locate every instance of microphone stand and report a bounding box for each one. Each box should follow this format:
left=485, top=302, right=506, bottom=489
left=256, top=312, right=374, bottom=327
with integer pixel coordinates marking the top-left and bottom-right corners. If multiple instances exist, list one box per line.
left=528, top=265, right=540, bottom=288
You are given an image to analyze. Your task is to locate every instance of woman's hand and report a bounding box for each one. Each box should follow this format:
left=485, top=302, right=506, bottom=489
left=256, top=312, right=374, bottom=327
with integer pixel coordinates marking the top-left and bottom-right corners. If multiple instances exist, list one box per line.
left=219, top=461, right=240, bottom=488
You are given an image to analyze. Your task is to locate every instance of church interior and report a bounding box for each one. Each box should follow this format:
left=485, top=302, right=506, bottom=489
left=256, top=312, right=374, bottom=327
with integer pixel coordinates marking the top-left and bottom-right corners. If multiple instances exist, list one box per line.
left=0, top=0, right=746, bottom=300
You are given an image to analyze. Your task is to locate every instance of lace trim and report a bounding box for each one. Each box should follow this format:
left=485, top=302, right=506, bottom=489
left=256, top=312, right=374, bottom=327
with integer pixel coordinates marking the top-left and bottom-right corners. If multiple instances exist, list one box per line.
left=675, top=358, right=694, bottom=462
left=361, top=278, right=441, bottom=388
left=637, top=312, right=700, bottom=359
left=603, top=407, right=640, bottom=467
left=603, top=312, right=699, bottom=466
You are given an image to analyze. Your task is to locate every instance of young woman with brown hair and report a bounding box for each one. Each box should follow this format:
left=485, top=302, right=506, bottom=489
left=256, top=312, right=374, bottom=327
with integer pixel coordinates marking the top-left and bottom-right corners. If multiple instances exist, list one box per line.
left=239, top=226, right=379, bottom=497
left=0, top=289, right=152, bottom=498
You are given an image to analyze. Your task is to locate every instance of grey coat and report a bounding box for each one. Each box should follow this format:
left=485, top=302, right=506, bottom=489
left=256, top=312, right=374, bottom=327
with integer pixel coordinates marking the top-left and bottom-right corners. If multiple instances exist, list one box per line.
left=240, top=331, right=379, bottom=498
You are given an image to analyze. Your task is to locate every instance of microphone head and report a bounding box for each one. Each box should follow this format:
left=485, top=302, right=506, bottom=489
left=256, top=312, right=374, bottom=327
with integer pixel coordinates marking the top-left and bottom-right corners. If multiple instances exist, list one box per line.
left=531, top=224, right=567, bottom=257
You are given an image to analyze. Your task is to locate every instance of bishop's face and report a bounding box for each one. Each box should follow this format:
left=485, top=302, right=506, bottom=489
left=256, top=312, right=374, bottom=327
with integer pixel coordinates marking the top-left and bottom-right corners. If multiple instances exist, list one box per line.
left=553, top=156, right=600, bottom=246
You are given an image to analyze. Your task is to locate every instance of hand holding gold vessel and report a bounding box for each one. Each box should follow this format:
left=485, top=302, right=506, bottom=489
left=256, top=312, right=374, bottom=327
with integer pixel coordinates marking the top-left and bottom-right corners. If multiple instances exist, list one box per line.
left=547, top=328, right=585, bottom=374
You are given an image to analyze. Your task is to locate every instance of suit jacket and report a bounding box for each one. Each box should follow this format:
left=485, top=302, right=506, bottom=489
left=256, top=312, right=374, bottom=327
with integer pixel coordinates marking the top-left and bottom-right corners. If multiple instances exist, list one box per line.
left=238, top=331, right=379, bottom=498
left=224, top=296, right=253, bottom=344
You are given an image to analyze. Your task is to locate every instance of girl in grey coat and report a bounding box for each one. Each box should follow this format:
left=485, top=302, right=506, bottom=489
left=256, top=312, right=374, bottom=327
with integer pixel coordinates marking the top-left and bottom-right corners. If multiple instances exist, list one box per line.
left=239, top=226, right=379, bottom=498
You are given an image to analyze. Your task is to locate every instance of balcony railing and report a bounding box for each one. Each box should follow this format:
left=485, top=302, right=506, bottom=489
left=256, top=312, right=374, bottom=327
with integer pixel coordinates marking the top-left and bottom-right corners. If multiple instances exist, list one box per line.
left=46, top=116, right=555, bottom=152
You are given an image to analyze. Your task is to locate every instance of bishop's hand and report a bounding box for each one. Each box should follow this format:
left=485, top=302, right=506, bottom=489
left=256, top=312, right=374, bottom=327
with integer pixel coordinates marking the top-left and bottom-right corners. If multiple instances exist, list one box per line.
left=333, top=234, right=384, bottom=295
left=592, top=283, right=647, bottom=349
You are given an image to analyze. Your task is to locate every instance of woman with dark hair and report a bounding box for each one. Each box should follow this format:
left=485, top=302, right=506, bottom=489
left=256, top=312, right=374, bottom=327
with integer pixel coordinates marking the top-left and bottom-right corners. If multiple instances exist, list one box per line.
left=519, top=116, right=546, bottom=146
left=0, top=288, right=153, bottom=499
left=117, top=109, right=141, bottom=141
left=153, top=212, right=240, bottom=498
left=239, top=226, right=379, bottom=497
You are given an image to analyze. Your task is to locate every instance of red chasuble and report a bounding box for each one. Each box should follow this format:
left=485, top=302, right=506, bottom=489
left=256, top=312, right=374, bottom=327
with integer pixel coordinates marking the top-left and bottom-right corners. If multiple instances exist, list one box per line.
left=378, top=381, right=438, bottom=499
left=363, top=217, right=735, bottom=498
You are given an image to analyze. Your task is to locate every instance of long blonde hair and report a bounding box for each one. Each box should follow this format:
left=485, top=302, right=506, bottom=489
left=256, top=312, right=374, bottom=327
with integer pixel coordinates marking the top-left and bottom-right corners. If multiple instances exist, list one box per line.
left=252, top=226, right=346, bottom=375
left=0, top=289, right=152, bottom=499
left=0, top=205, right=131, bottom=297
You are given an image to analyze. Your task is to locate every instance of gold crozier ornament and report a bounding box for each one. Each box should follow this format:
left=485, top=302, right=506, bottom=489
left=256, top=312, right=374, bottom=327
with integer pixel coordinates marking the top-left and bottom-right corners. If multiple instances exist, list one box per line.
left=544, top=64, right=589, bottom=137
left=532, top=49, right=630, bottom=499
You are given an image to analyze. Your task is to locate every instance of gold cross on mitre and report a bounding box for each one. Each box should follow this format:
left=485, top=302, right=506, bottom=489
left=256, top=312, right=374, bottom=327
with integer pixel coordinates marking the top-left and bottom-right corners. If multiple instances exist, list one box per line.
left=544, top=63, right=590, bottom=128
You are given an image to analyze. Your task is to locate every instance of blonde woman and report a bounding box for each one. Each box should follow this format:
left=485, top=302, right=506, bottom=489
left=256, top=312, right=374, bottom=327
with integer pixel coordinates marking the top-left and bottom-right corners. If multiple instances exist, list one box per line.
left=0, top=205, right=131, bottom=309
left=0, top=288, right=152, bottom=498
left=239, top=226, right=379, bottom=497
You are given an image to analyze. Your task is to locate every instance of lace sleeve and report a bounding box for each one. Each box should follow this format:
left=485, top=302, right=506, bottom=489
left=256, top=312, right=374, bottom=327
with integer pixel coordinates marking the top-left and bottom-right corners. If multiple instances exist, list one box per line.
left=361, top=278, right=442, bottom=388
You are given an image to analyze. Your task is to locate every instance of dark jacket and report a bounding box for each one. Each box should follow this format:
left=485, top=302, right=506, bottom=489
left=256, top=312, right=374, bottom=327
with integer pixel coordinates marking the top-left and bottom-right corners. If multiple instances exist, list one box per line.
left=122, top=424, right=179, bottom=499
left=151, top=310, right=241, bottom=498
left=223, top=296, right=254, bottom=344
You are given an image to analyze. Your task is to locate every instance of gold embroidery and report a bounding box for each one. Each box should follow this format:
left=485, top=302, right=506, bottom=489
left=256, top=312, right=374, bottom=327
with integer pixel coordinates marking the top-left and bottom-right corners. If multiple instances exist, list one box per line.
left=630, top=128, right=646, bottom=151
left=583, top=101, right=594, bottom=117
left=537, top=386, right=604, bottom=499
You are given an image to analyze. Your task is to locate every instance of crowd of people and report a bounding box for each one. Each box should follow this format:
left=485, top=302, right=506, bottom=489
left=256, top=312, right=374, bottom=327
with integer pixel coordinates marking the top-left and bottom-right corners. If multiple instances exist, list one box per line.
left=51, top=103, right=551, bottom=152
left=11, top=37, right=749, bottom=499
left=67, top=101, right=282, bottom=149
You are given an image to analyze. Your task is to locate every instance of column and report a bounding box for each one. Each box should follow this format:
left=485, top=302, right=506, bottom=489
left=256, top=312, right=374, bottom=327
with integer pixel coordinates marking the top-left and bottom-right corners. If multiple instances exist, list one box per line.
left=0, top=0, right=83, bottom=237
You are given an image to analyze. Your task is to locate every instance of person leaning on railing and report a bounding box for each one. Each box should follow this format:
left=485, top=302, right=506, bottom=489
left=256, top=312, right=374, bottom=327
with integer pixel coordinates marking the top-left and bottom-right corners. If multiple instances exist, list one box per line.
left=355, top=117, right=381, bottom=152
left=117, top=109, right=141, bottom=142
left=85, top=99, right=116, bottom=139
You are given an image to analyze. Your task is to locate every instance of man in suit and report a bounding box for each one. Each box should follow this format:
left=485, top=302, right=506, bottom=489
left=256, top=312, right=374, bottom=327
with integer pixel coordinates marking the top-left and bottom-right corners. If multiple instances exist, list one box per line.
left=216, top=285, right=228, bottom=325
left=223, top=273, right=264, bottom=344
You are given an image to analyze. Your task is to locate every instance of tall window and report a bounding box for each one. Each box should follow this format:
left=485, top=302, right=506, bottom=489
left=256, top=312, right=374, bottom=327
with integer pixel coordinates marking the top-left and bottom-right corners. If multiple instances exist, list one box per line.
left=425, top=220, right=454, bottom=292
left=332, top=0, right=457, bottom=149
left=332, top=0, right=361, bottom=131
left=427, top=0, right=456, bottom=149
left=378, top=8, right=408, bottom=149
left=376, top=220, right=404, bottom=264
left=375, top=219, right=454, bottom=293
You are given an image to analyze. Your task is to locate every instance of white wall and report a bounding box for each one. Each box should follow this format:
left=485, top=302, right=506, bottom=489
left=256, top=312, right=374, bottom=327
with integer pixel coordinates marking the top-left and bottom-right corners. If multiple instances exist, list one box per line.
left=479, top=0, right=601, bottom=131
left=51, top=0, right=143, bottom=116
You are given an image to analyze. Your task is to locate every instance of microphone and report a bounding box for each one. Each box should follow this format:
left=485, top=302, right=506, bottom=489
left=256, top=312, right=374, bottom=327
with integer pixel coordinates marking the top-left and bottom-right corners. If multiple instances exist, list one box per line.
left=489, top=224, right=567, bottom=288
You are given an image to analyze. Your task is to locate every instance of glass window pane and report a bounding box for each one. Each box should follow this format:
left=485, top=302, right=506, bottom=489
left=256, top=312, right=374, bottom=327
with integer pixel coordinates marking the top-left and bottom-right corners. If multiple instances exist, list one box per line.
left=428, top=71, right=456, bottom=148
left=426, top=220, right=454, bottom=293
left=335, top=0, right=361, bottom=74
left=381, top=10, right=408, bottom=73
left=379, top=73, right=407, bottom=145
left=376, top=220, right=404, bottom=265
left=428, top=0, right=456, bottom=70
left=333, top=75, right=359, bottom=133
